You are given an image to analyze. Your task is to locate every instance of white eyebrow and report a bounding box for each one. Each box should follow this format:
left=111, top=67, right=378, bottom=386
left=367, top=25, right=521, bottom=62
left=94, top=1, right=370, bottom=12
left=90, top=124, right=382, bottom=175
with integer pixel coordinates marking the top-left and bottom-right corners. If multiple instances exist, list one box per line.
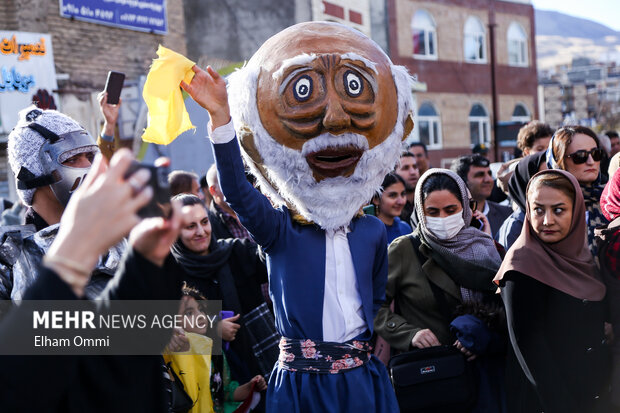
left=272, top=53, right=317, bottom=80
left=339, top=52, right=378, bottom=74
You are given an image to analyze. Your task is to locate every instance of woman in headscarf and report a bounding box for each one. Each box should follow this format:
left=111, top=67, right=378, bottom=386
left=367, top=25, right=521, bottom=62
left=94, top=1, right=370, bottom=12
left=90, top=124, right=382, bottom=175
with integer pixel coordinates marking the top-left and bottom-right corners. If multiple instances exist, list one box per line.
left=546, top=126, right=608, bottom=258
left=597, top=168, right=620, bottom=410
left=494, top=169, right=610, bottom=413
left=374, top=169, right=505, bottom=412
left=496, top=152, right=546, bottom=250
left=170, top=193, right=271, bottom=384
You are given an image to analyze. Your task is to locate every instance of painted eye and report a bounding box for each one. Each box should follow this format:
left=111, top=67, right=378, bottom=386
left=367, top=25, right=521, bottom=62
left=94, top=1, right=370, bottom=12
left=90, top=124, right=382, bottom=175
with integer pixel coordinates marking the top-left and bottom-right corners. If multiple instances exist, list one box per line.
left=293, top=75, right=312, bottom=101
left=344, top=71, right=363, bottom=97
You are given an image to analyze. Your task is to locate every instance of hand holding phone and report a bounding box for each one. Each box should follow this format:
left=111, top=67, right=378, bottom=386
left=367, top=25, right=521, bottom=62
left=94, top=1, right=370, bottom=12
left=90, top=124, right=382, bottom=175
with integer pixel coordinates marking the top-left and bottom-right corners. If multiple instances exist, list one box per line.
left=220, top=311, right=238, bottom=350
left=471, top=210, right=491, bottom=236
left=470, top=217, right=484, bottom=230
left=123, top=161, right=171, bottom=218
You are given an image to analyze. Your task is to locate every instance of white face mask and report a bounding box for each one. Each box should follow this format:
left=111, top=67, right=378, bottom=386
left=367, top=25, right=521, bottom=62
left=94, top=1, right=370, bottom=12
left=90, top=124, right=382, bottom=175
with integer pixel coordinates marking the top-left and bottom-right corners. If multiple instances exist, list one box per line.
left=425, top=213, right=465, bottom=240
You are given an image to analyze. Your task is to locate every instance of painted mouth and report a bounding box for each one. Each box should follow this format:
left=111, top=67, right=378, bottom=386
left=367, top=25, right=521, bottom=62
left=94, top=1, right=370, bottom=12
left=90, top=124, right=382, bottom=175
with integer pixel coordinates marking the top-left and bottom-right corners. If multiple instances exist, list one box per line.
left=306, top=146, right=364, bottom=178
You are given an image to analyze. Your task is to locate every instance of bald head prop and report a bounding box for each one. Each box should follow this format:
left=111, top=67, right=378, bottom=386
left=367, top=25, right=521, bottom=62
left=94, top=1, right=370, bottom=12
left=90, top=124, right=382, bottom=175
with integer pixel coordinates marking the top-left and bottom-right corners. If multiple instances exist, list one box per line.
left=228, top=22, right=414, bottom=230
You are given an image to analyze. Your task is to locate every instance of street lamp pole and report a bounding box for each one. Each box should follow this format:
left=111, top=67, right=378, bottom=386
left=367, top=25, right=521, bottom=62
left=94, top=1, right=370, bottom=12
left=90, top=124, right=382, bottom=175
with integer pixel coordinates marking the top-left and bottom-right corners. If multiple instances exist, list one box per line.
left=488, top=8, right=500, bottom=162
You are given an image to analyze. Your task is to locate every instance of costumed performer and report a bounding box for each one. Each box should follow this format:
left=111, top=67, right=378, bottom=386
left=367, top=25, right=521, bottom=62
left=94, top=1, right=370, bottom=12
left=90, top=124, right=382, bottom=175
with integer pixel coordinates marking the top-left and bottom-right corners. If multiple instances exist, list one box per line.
left=182, top=21, right=415, bottom=412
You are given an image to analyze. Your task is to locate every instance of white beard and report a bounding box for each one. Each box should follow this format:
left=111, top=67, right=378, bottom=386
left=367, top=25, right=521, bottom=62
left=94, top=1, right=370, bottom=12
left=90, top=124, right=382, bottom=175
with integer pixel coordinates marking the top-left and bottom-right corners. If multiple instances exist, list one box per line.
left=253, top=129, right=404, bottom=230
left=227, top=60, right=414, bottom=230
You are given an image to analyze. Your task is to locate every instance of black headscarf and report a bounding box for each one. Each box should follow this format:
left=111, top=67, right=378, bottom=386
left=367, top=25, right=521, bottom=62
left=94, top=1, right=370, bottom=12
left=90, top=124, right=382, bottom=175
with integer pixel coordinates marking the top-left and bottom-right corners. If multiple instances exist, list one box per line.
left=170, top=236, right=234, bottom=279
left=507, top=152, right=546, bottom=213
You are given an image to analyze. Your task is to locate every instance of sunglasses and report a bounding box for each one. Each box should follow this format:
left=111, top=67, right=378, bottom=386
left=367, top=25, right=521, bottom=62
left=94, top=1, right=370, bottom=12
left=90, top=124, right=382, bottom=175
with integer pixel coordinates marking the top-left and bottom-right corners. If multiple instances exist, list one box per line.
left=565, top=148, right=604, bottom=164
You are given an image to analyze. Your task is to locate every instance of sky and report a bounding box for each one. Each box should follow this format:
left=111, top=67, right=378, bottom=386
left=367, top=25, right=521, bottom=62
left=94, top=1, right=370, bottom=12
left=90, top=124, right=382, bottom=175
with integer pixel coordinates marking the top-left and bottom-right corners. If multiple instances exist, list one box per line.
left=531, top=0, right=620, bottom=31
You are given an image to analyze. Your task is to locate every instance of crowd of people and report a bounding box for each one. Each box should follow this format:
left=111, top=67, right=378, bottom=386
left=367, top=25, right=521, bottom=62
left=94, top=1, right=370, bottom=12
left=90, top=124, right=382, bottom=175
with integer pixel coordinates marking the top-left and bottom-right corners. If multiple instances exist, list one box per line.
left=372, top=122, right=620, bottom=413
left=0, top=20, right=619, bottom=413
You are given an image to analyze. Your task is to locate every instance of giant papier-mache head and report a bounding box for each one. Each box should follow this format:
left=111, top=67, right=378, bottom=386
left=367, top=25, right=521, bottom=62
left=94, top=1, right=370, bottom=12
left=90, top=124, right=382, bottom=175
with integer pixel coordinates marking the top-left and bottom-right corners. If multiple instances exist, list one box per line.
left=228, top=22, right=415, bottom=230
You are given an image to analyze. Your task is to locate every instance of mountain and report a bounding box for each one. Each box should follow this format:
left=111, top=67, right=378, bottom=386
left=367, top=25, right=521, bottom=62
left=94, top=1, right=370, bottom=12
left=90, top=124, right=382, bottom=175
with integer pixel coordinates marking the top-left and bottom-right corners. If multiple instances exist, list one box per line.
left=535, top=10, right=618, bottom=39
left=535, top=9, right=620, bottom=70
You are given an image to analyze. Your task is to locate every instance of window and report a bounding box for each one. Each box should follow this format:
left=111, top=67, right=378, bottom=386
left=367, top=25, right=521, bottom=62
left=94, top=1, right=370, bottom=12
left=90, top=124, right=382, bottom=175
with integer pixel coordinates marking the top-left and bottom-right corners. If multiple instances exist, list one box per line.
left=507, top=22, right=528, bottom=67
left=469, top=104, right=491, bottom=147
left=418, top=102, right=442, bottom=148
left=411, top=10, right=437, bottom=59
left=464, top=16, right=486, bottom=63
left=511, top=103, right=531, bottom=123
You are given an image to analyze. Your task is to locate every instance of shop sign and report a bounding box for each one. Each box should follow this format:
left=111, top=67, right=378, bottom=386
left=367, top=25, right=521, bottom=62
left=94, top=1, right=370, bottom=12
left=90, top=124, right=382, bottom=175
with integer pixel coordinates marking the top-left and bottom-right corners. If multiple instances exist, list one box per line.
left=59, top=0, right=167, bottom=35
left=0, top=32, right=57, bottom=134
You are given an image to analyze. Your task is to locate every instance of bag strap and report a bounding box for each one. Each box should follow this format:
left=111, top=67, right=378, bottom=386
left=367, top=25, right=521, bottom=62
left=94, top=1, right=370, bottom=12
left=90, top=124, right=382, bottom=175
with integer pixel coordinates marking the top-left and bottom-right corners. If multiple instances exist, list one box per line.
left=408, top=235, right=455, bottom=321
left=407, top=234, right=426, bottom=266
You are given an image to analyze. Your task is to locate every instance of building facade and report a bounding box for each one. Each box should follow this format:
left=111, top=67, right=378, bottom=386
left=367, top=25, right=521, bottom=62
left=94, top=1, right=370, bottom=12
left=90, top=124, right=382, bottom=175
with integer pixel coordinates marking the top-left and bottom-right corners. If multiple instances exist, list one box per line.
left=387, top=0, right=538, bottom=165
left=539, top=58, right=620, bottom=131
left=0, top=0, right=187, bottom=200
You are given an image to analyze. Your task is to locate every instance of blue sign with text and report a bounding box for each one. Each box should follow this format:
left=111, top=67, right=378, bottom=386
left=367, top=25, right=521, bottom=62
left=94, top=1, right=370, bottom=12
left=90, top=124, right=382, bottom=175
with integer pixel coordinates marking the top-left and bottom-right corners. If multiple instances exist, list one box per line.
left=59, top=0, right=167, bottom=34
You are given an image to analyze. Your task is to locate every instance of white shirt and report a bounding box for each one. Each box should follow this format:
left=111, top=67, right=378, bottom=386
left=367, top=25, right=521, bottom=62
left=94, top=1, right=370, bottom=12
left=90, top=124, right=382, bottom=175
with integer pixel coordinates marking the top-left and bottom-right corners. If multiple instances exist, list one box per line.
left=322, top=228, right=367, bottom=342
left=482, top=200, right=490, bottom=217
left=208, top=120, right=367, bottom=343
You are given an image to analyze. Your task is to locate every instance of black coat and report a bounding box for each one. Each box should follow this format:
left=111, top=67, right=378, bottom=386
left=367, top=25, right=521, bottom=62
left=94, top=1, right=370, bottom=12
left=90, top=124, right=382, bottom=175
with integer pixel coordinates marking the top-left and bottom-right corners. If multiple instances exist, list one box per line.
left=500, top=271, right=611, bottom=413
left=0, top=249, right=181, bottom=413
left=208, top=201, right=236, bottom=241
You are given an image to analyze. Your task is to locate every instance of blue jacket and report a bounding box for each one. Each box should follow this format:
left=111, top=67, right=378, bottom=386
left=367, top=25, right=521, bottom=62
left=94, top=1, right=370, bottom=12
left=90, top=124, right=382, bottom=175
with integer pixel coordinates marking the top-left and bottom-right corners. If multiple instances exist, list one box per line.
left=212, top=139, right=388, bottom=340
left=495, top=209, right=524, bottom=250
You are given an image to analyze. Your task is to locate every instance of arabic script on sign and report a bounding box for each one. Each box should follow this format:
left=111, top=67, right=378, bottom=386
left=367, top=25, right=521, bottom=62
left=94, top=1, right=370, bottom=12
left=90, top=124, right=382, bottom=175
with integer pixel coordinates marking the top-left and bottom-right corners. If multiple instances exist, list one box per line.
left=0, top=35, right=46, bottom=61
left=0, top=67, right=36, bottom=93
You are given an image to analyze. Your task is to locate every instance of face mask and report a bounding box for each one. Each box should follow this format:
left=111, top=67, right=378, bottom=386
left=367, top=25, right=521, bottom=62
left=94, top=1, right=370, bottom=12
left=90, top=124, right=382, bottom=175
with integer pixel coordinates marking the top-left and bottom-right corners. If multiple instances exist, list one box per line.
left=426, top=213, right=465, bottom=240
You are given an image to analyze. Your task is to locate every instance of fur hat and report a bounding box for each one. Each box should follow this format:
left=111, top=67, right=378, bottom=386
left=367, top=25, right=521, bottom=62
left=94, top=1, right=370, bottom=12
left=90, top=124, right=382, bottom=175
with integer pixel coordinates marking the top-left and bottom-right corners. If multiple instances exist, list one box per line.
left=8, top=106, right=85, bottom=206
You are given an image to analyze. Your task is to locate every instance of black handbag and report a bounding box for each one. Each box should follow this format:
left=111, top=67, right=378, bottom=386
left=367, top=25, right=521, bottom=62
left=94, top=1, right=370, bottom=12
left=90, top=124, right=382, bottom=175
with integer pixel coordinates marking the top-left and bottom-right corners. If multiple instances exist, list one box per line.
left=388, top=345, right=476, bottom=413
left=386, top=236, right=477, bottom=412
left=166, top=362, right=195, bottom=413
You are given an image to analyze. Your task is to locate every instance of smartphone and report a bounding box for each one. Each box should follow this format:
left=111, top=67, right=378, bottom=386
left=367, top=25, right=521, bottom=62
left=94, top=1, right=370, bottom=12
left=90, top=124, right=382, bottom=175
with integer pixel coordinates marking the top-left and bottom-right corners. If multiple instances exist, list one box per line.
left=104, top=71, right=125, bottom=105
left=220, top=311, right=234, bottom=320
left=470, top=217, right=484, bottom=230
left=220, top=311, right=235, bottom=350
left=124, top=161, right=171, bottom=218
left=363, top=204, right=377, bottom=216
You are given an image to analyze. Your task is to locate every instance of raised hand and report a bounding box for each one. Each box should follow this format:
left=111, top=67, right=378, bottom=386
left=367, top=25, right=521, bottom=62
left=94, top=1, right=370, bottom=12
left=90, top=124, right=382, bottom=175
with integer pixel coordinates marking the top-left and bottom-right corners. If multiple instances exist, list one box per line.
left=129, top=159, right=182, bottom=268
left=181, top=65, right=230, bottom=129
left=128, top=209, right=181, bottom=268
left=98, top=91, right=121, bottom=136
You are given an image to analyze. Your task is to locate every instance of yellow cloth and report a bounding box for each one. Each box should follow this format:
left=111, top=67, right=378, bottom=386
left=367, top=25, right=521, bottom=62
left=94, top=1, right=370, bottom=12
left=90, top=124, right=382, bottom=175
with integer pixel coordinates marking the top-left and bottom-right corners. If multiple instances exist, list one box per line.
left=142, top=45, right=196, bottom=145
left=163, top=333, right=214, bottom=413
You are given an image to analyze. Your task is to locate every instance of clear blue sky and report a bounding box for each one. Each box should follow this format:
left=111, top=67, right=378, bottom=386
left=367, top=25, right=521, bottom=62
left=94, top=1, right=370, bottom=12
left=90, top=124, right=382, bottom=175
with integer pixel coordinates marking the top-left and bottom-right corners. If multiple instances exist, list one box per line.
left=531, top=0, right=620, bottom=31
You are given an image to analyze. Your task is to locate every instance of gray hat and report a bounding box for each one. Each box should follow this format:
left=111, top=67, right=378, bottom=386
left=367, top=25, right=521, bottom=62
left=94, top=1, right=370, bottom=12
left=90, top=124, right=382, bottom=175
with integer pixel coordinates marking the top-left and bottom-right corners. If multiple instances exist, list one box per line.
left=8, top=106, right=89, bottom=206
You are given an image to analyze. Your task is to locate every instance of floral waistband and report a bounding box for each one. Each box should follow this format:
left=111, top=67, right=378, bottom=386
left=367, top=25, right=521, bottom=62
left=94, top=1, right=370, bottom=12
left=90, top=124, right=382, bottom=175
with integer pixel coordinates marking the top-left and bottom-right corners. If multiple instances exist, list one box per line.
left=278, top=337, right=372, bottom=374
